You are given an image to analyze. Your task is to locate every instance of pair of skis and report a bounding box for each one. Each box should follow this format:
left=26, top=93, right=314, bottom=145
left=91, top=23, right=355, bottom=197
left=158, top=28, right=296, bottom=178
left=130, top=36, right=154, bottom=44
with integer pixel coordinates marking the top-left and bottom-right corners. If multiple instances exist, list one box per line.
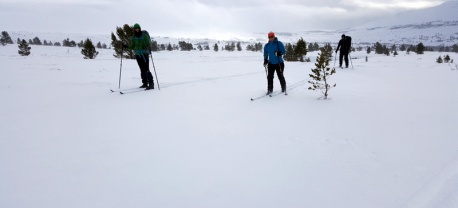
left=250, top=90, right=287, bottom=101
left=110, top=87, right=153, bottom=95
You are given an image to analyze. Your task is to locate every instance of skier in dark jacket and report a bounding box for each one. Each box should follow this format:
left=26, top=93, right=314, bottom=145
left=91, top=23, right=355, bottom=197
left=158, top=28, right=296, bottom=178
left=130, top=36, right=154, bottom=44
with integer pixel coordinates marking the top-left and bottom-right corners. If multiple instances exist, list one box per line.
left=126, top=23, right=154, bottom=90
left=335, top=34, right=349, bottom=68
left=263, top=32, right=286, bottom=95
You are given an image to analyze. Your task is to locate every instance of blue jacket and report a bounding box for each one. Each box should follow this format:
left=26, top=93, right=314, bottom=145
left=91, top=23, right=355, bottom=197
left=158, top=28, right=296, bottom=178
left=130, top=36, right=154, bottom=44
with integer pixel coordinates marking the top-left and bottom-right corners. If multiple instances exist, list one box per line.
left=264, top=38, right=285, bottom=64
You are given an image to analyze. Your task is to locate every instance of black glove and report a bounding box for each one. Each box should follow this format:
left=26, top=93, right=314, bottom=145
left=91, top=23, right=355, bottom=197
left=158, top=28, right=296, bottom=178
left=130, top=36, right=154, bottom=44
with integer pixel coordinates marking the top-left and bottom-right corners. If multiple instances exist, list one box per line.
left=263, top=59, right=268, bottom=66
left=275, top=51, right=283, bottom=56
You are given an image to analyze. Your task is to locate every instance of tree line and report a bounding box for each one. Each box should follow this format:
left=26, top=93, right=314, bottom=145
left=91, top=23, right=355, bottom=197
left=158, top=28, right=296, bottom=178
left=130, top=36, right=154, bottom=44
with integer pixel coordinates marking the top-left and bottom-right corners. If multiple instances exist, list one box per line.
left=5, top=28, right=458, bottom=60
left=366, top=42, right=458, bottom=56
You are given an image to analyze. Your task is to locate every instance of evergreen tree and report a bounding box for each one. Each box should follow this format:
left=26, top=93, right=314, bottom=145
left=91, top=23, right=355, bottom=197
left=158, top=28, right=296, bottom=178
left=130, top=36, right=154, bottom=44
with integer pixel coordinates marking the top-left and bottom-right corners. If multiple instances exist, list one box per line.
left=313, top=42, right=320, bottom=51
left=415, top=42, right=425, bottom=54
left=0, top=36, right=5, bottom=46
left=197, top=44, right=203, bottom=51
left=374, top=42, right=384, bottom=54
left=399, top=44, right=406, bottom=51
left=308, top=45, right=336, bottom=99
left=178, top=41, right=193, bottom=51
left=444, top=54, right=451, bottom=63
left=284, top=43, right=296, bottom=61
left=384, top=48, right=390, bottom=56
left=18, top=39, right=31, bottom=56
left=33, top=37, right=42, bottom=45
left=151, top=40, right=158, bottom=51
left=393, top=50, right=398, bottom=56
left=236, top=42, right=242, bottom=51
left=111, top=24, right=135, bottom=59
left=81, top=38, right=99, bottom=59
left=295, top=37, right=307, bottom=62
left=308, top=43, right=314, bottom=52
left=63, top=38, right=70, bottom=47
left=96, top=42, right=102, bottom=49
left=436, top=56, right=443, bottom=63
left=1, top=31, right=14, bottom=45
left=167, top=44, right=173, bottom=51
left=366, top=46, right=371, bottom=54
left=213, top=43, right=219, bottom=52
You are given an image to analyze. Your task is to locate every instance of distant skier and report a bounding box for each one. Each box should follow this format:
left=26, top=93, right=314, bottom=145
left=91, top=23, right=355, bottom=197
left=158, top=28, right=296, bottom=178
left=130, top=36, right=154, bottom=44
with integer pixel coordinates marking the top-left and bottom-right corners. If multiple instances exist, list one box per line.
left=335, top=34, right=350, bottom=68
left=263, top=32, right=286, bottom=95
left=125, top=23, right=155, bottom=90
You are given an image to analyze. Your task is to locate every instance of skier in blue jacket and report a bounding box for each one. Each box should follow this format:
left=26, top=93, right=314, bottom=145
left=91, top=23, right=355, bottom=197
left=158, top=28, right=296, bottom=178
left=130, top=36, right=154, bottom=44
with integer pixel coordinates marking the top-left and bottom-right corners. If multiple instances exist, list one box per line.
left=263, top=32, right=286, bottom=95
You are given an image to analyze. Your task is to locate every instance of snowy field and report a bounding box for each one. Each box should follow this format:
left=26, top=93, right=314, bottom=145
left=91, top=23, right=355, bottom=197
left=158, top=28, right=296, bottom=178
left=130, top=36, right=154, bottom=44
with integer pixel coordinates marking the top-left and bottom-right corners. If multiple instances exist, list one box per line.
left=1, top=44, right=458, bottom=208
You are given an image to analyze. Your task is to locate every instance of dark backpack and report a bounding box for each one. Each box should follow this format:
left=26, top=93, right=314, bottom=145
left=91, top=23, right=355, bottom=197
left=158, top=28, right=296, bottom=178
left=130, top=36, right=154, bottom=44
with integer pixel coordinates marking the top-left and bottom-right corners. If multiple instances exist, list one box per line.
left=345, top=36, right=352, bottom=52
left=142, top=30, right=152, bottom=52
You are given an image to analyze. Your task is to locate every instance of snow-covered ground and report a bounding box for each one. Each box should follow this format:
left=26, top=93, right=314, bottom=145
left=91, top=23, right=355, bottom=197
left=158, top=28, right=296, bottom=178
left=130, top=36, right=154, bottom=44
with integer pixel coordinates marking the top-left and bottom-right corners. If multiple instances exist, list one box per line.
left=1, top=44, right=458, bottom=208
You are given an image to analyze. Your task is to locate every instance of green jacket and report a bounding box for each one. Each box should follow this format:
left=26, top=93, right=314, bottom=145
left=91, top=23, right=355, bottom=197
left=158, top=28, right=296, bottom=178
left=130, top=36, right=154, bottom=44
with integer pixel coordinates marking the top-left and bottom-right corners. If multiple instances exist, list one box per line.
left=128, top=32, right=151, bottom=55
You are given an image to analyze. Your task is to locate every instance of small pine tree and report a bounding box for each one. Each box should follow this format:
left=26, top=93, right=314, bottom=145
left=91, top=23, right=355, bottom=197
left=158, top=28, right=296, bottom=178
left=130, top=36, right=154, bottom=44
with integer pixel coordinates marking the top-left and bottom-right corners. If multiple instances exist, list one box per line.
left=384, top=48, right=390, bottom=56
left=1, top=31, right=14, bottom=45
left=236, top=42, right=242, bottom=51
left=213, top=43, right=218, bottom=52
left=366, top=46, right=371, bottom=54
left=284, top=43, right=296, bottom=61
left=374, top=42, right=384, bottom=54
left=308, top=45, right=336, bottom=99
left=18, top=39, right=31, bottom=56
left=295, top=37, right=307, bottom=62
left=393, top=50, right=398, bottom=56
left=400, top=44, right=406, bottom=51
left=436, top=56, right=443, bottom=63
left=416, top=42, right=425, bottom=54
left=151, top=40, right=158, bottom=51
left=81, top=38, right=99, bottom=59
left=444, top=54, right=451, bottom=63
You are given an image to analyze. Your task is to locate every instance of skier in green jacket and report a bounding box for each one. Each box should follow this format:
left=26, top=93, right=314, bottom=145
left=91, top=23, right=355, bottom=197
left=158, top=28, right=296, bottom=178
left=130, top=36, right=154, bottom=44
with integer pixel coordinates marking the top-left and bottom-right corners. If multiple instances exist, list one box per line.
left=127, top=23, right=154, bottom=90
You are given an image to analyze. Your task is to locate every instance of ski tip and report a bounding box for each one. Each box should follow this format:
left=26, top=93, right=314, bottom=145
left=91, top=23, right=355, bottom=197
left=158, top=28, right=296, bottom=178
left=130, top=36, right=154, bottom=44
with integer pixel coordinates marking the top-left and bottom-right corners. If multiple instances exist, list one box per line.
left=110, top=89, right=115, bottom=92
left=250, top=98, right=254, bottom=101
left=119, top=92, right=124, bottom=94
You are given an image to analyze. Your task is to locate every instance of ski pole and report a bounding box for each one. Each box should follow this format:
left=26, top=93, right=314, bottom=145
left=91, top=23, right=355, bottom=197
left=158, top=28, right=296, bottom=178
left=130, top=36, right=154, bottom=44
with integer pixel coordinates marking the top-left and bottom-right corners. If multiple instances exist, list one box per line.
left=349, top=53, right=354, bottom=69
left=150, top=54, right=160, bottom=90
left=349, top=43, right=354, bottom=69
left=276, top=40, right=287, bottom=95
left=264, top=64, right=268, bottom=77
left=333, top=51, right=337, bottom=67
left=118, top=44, right=124, bottom=89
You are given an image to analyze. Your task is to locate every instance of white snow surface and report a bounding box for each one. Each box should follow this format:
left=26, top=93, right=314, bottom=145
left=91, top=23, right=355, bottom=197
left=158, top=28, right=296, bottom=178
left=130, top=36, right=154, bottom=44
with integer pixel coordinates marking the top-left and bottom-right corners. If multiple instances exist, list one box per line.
left=1, top=44, right=458, bottom=208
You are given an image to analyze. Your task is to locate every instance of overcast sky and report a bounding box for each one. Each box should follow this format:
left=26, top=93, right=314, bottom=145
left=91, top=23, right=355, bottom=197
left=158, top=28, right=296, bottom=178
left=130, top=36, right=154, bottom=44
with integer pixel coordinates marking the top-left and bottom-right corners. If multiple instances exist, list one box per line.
left=0, top=0, right=452, bottom=39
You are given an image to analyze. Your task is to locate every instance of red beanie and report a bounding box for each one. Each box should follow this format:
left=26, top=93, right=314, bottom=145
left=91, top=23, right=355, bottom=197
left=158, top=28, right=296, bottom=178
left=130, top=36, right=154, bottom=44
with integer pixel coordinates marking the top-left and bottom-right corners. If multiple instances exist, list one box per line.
left=268, top=32, right=275, bottom=38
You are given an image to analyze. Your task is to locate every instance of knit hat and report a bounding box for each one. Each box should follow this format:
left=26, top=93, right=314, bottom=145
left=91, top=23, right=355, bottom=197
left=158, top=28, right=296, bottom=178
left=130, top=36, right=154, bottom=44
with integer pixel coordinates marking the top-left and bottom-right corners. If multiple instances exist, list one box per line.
left=268, top=32, right=275, bottom=38
left=133, top=23, right=141, bottom=29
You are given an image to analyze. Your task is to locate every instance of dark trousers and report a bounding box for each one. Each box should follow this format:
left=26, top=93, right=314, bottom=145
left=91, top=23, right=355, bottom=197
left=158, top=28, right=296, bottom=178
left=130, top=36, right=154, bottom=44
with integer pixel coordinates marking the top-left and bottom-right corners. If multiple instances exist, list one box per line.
left=339, top=51, right=349, bottom=67
left=267, top=62, right=286, bottom=91
left=135, top=54, right=154, bottom=84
